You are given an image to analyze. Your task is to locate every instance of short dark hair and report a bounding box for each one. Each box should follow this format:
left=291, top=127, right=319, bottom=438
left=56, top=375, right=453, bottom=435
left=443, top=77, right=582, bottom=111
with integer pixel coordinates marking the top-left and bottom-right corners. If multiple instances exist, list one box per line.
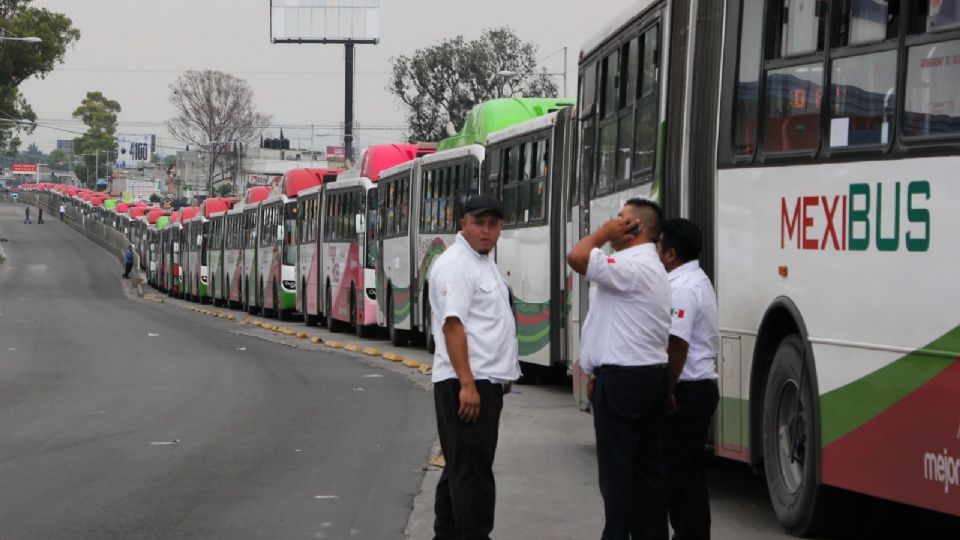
left=625, top=198, right=664, bottom=240
left=660, top=218, right=702, bottom=263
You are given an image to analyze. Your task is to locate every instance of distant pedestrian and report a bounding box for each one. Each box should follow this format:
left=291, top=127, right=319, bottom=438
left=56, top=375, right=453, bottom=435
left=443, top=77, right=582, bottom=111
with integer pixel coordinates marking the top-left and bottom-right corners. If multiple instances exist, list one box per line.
left=659, top=219, right=719, bottom=540
left=124, top=245, right=134, bottom=279
left=24, top=206, right=31, bottom=224
left=567, top=198, right=671, bottom=540
left=428, top=193, right=520, bottom=540
left=59, top=203, right=66, bottom=221
left=37, top=207, right=44, bottom=224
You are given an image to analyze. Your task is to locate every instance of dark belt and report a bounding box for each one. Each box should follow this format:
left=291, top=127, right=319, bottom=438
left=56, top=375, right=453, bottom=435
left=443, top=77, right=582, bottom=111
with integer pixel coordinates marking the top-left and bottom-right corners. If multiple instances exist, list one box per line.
left=594, top=364, right=666, bottom=375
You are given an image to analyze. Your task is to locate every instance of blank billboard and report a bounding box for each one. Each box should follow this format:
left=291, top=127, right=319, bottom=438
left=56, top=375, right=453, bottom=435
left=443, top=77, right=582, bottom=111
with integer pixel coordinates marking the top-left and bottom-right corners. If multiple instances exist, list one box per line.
left=270, top=0, right=380, bottom=42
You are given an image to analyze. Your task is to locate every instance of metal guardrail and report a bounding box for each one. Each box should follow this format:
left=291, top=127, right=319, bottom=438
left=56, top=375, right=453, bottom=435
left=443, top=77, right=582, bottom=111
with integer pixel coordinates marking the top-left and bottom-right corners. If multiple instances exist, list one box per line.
left=22, top=191, right=144, bottom=297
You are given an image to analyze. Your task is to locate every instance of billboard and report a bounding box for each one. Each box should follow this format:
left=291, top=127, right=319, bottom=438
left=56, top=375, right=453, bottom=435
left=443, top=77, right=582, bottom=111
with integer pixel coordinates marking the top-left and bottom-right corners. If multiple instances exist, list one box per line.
left=270, top=0, right=380, bottom=43
left=12, top=163, right=38, bottom=173
left=116, top=134, right=155, bottom=169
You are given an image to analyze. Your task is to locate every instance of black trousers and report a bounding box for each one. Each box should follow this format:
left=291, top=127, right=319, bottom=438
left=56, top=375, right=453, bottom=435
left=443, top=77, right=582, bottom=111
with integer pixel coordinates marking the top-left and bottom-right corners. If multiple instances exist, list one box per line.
left=124, top=262, right=133, bottom=278
left=665, top=380, right=719, bottom=540
left=433, top=379, right=504, bottom=540
left=592, top=364, right=669, bottom=540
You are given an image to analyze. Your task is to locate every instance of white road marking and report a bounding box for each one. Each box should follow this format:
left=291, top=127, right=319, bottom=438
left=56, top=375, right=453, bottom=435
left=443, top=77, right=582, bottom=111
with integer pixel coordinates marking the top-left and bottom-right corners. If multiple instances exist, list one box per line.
left=148, top=333, right=159, bottom=337
left=314, top=495, right=339, bottom=499
left=362, top=374, right=383, bottom=378
left=149, top=439, right=180, bottom=445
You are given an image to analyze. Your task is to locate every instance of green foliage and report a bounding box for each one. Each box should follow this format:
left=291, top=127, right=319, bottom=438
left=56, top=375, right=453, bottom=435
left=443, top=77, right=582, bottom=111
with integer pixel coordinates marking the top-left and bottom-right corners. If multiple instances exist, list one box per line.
left=72, top=91, right=121, bottom=186
left=0, top=0, right=80, bottom=155
left=148, top=193, right=161, bottom=203
left=217, top=183, right=233, bottom=197
left=48, top=148, right=67, bottom=167
left=388, top=27, right=559, bottom=142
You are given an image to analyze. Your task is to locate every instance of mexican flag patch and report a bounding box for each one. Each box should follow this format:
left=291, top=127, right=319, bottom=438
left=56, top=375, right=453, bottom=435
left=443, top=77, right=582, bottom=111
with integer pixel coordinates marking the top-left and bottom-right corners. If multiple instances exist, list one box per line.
left=671, top=308, right=685, bottom=319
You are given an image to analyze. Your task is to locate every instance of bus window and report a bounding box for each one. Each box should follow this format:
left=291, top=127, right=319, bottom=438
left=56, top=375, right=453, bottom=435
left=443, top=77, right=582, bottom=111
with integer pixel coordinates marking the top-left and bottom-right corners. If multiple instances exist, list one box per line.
left=601, top=50, right=619, bottom=119
left=597, top=122, right=617, bottom=193
left=764, top=63, right=823, bottom=152
left=838, top=0, right=897, bottom=45
left=580, top=119, right=596, bottom=199
left=522, top=142, right=533, bottom=181
left=622, top=38, right=638, bottom=108
left=486, top=149, right=500, bottom=196
left=778, top=0, right=828, bottom=57
left=400, top=177, right=409, bottom=232
left=582, top=62, right=598, bottom=116
left=503, top=181, right=518, bottom=225
left=829, top=50, right=896, bottom=148
left=903, top=38, right=960, bottom=138
left=734, top=0, right=764, bottom=157
left=366, top=188, right=378, bottom=269
left=633, top=25, right=659, bottom=177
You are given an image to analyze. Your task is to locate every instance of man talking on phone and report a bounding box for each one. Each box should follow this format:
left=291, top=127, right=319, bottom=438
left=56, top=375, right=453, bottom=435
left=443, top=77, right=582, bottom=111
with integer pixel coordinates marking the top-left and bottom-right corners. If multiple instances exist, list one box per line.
left=428, top=193, right=521, bottom=539
left=567, top=198, right=672, bottom=540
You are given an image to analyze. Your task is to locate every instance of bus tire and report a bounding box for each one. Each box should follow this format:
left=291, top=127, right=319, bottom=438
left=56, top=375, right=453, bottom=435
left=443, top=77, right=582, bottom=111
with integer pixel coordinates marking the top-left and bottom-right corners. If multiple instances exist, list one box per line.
left=326, top=284, right=345, bottom=333
left=762, top=334, right=833, bottom=536
left=423, top=295, right=436, bottom=355
left=387, top=288, right=409, bottom=347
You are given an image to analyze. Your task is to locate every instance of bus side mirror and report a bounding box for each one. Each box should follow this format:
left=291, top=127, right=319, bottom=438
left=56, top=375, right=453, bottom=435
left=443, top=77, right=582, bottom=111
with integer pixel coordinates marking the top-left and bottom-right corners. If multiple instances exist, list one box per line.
left=356, top=214, right=365, bottom=234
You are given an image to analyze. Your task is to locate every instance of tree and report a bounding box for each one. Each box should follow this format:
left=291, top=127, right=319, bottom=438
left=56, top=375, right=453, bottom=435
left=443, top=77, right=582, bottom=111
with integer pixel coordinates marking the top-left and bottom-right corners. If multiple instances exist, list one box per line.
left=388, top=28, right=559, bottom=142
left=166, top=70, right=271, bottom=196
left=0, top=0, right=80, bottom=155
left=48, top=148, right=67, bottom=168
left=148, top=193, right=161, bottom=203
left=217, top=183, right=233, bottom=197
left=71, top=91, right=120, bottom=186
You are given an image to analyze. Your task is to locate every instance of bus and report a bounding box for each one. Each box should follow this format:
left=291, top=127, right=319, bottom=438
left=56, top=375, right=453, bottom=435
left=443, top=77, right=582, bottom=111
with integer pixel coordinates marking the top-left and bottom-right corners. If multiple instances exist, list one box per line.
left=482, top=107, right=576, bottom=381
left=320, top=145, right=426, bottom=336
left=241, top=186, right=272, bottom=314
left=207, top=199, right=240, bottom=307
left=255, top=171, right=325, bottom=320
left=223, top=201, right=246, bottom=309
left=292, top=169, right=345, bottom=326
left=573, top=0, right=960, bottom=533
left=184, top=197, right=237, bottom=305
left=159, top=210, right=180, bottom=295
left=377, top=98, right=571, bottom=353
left=169, top=207, right=199, bottom=298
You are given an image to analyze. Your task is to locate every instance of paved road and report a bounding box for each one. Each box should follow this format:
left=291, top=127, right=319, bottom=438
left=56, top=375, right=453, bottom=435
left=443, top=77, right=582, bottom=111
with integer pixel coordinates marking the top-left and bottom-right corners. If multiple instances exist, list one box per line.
left=0, top=202, right=435, bottom=539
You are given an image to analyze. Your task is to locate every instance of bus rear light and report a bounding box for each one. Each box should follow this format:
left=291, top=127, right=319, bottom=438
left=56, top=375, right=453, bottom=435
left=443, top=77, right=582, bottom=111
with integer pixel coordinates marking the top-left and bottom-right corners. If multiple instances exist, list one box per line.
left=365, top=288, right=376, bottom=300
left=282, top=280, right=297, bottom=291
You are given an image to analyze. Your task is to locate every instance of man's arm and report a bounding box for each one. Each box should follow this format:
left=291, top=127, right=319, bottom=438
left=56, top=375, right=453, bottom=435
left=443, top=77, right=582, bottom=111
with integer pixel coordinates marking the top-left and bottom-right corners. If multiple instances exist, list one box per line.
left=666, top=335, right=689, bottom=414
left=443, top=317, right=481, bottom=423
left=566, top=217, right=638, bottom=275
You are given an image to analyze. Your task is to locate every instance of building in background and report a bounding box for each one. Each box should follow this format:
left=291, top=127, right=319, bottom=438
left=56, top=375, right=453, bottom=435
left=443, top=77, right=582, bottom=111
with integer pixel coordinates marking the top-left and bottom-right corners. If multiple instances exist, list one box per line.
left=56, top=139, right=75, bottom=155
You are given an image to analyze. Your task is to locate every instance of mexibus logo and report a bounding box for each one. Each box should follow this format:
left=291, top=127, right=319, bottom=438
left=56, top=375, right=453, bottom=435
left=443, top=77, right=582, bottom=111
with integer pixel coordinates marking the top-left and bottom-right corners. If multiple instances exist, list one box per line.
left=781, top=181, right=930, bottom=252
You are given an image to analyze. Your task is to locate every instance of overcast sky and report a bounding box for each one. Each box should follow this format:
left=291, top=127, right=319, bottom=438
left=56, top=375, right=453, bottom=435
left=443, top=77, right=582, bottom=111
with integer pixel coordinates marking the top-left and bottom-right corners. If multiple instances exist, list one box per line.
left=20, top=0, right=638, bottom=155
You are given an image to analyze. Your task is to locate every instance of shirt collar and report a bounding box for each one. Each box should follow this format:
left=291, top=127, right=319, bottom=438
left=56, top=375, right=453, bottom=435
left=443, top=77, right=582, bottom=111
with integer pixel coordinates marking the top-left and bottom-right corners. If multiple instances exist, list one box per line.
left=668, top=259, right=700, bottom=281
left=617, top=242, right=658, bottom=258
left=456, top=232, right=489, bottom=261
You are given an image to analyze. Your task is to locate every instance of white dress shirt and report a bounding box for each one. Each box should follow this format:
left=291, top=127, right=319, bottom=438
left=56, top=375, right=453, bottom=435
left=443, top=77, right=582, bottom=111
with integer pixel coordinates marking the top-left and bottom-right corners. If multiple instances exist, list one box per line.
left=579, top=243, right=672, bottom=375
left=429, top=233, right=521, bottom=383
left=668, top=260, right=719, bottom=381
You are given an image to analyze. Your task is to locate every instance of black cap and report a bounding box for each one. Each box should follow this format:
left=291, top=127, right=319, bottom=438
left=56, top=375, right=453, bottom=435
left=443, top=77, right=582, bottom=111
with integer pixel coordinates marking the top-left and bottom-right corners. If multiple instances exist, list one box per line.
left=462, top=193, right=503, bottom=219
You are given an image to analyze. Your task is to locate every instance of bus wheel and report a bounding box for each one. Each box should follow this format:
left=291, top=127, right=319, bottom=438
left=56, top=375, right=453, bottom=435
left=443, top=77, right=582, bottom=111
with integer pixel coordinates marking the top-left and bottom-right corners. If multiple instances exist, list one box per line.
left=304, top=280, right=319, bottom=327
left=423, top=297, right=436, bottom=354
left=388, top=289, right=409, bottom=347
left=762, top=334, right=833, bottom=536
left=326, top=284, right=345, bottom=333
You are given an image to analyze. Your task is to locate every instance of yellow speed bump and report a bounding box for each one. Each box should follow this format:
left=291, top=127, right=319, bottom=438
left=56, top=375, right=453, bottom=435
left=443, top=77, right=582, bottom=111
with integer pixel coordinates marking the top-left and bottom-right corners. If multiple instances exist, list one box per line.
left=310, top=336, right=323, bottom=344
left=344, top=343, right=362, bottom=352
left=296, top=332, right=308, bottom=339
left=418, top=364, right=433, bottom=375
left=402, top=358, right=422, bottom=369
left=382, top=352, right=403, bottom=362
left=362, top=347, right=381, bottom=357
left=325, top=340, right=344, bottom=349
left=227, top=314, right=236, bottom=321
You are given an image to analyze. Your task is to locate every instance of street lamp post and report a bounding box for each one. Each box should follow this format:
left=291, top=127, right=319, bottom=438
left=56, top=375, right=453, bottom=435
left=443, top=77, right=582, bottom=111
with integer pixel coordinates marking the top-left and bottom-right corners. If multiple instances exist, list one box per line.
left=0, top=26, right=42, bottom=43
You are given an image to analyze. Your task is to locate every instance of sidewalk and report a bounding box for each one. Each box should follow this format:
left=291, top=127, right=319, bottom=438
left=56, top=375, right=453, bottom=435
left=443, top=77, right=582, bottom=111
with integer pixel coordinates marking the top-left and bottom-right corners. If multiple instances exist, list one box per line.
left=142, top=292, right=605, bottom=539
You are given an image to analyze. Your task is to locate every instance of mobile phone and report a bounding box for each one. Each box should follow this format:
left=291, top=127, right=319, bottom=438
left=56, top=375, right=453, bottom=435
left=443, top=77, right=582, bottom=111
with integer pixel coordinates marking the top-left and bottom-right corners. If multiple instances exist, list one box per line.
left=628, top=221, right=642, bottom=236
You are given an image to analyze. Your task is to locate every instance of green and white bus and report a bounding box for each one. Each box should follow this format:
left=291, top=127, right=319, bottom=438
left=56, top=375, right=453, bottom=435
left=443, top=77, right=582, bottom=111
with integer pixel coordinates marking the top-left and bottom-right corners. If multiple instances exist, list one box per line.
left=574, top=0, right=960, bottom=533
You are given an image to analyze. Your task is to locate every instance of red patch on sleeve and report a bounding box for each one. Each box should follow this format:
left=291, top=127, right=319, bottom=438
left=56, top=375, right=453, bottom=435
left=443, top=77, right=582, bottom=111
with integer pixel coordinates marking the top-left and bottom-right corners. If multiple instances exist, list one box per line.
left=606, top=257, right=616, bottom=264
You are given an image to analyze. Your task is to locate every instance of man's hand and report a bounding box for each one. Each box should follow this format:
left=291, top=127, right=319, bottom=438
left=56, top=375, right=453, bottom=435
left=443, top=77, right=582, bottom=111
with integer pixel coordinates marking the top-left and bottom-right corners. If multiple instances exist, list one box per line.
left=459, top=381, right=481, bottom=423
left=587, top=377, right=595, bottom=401
left=502, top=383, right=512, bottom=396
left=666, top=391, right=677, bottom=415
left=597, top=216, right=641, bottom=244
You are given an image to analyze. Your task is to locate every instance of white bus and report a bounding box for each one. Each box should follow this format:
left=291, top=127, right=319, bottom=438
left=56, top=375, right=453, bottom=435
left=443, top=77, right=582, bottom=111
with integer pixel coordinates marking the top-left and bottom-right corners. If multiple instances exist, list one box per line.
left=240, top=186, right=271, bottom=314
left=575, top=0, right=960, bottom=533
left=223, top=202, right=247, bottom=309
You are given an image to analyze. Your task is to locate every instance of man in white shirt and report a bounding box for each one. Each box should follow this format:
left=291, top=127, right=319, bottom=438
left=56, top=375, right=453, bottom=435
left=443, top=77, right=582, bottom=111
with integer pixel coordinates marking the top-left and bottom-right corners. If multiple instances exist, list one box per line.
left=659, top=218, right=719, bottom=540
left=567, top=198, right=672, bottom=540
left=428, top=193, right=520, bottom=540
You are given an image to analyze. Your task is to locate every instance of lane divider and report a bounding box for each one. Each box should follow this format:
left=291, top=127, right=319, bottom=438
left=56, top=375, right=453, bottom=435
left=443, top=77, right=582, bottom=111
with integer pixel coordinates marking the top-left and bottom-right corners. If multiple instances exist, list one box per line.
left=325, top=340, right=344, bottom=349
left=344, top=344, right=362, bottom=353
left=402, top=358, right=422, bottom=369
left=362, top=347, right=381, bottom=357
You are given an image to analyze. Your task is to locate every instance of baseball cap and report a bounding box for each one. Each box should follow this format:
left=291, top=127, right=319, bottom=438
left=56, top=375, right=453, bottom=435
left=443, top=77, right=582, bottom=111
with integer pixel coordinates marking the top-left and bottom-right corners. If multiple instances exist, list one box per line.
left=462, top=193, right=503, bottom=219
